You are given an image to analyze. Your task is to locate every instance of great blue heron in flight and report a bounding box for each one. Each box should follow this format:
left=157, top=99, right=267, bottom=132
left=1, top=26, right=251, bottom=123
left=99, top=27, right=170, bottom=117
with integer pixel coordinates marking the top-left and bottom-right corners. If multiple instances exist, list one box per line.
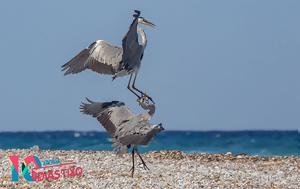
left=62, top=10, right=155, bottom=103
left=80, top=96, right=164, bottom=177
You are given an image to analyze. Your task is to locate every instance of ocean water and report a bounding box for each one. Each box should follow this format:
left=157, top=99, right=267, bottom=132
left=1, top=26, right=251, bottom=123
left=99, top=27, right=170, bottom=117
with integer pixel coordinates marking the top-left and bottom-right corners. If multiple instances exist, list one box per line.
left=0, top=131, right=299, bottom=156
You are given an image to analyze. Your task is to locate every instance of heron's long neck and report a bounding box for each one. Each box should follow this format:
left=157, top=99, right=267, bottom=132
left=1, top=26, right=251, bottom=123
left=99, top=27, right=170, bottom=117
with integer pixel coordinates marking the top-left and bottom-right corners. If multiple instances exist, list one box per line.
left=147, top=105, right=155, bottom=117
left=137, top=27, right=147, bottom=48
left=140, top=105, right=155, bottom=121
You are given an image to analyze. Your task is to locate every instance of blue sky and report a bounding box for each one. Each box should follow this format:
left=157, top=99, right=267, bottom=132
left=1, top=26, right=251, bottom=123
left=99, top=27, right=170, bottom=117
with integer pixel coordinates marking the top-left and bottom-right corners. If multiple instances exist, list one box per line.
left=0, top=1, right=299, bottom=131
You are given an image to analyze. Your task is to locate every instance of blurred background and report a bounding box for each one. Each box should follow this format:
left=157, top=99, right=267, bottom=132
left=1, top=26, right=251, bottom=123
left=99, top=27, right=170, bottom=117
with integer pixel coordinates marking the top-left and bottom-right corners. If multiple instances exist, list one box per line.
left=0, top=1, right=299, bottom=155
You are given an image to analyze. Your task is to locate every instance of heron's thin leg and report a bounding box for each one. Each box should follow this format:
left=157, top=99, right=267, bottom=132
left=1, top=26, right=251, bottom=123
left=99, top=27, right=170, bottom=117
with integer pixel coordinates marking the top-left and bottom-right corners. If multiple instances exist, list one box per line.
left=130, top=148, right=135, bottom=177
left=136, top=150, right=150, bottom=171
left=131, top=72, right=155, bottom=104
left=131, top=72, right=144, bottom=94
left=127, top=73, right=141, bottom=99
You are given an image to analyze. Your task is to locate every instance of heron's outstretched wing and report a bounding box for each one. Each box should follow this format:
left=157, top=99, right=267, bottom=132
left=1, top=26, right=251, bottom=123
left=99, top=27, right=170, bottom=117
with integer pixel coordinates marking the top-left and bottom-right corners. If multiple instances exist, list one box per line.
left=80, top=98, right=134, bottom=136
left=122, top=16, right=140, bottom=70
left=62, top=40, right=123, bottom=75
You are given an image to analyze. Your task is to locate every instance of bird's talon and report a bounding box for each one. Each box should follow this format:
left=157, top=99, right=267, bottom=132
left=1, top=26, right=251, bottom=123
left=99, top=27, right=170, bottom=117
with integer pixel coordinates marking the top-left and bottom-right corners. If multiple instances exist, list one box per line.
left=148, top=97, right=155, bottom=104
left=140, top=93, right=155, bottom=104
left=129, top=167, right=135, bottom=177
left=138, top=162, right=150, bottom=171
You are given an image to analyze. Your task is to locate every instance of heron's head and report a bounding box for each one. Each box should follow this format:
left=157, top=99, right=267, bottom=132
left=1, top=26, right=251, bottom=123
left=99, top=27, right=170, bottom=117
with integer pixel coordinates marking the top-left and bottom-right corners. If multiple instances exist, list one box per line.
left=153, top=123, right=164, bottom=132
left=137, top=95, right=155, bottom=110
left=138, top=17, right=155, bottom=28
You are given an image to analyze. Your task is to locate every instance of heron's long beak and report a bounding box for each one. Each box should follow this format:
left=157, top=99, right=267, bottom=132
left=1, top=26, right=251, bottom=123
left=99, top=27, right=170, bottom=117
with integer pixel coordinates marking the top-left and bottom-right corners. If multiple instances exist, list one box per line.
left=158, top=123, right=164, bottom=131
left=141, top=18, right=156, bottom=28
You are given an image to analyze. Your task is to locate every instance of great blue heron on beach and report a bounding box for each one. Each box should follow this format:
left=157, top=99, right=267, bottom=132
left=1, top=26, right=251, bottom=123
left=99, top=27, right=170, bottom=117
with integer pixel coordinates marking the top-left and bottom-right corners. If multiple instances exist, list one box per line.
left=80, top=96, right=164, bottom=177
left=62, top=10, right=155, bottom=103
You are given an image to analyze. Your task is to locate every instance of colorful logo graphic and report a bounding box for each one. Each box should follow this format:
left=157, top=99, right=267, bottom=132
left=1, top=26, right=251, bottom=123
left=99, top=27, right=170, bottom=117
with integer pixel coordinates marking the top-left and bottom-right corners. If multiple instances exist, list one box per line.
left=8, top=155, right=83, bottom=182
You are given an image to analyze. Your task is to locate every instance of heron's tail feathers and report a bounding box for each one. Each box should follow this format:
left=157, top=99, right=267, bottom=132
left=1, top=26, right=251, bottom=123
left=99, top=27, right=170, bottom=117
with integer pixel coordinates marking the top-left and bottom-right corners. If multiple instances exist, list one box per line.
left=112, top=138, right=128, bottom=155
left=62, top=49, right=90, bottom=75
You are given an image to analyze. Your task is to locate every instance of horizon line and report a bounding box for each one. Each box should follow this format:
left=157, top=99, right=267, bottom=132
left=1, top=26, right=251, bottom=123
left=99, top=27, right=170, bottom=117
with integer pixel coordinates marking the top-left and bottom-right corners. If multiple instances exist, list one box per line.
left=0, top=129, right=298, bottom=133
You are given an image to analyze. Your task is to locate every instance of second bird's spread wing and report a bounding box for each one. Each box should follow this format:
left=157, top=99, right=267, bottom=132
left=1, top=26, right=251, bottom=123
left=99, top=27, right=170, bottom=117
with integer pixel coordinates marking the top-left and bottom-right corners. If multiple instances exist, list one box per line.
left=62, top=40, right=123, bottom=75
left=80, top=98, right=134, bottom=136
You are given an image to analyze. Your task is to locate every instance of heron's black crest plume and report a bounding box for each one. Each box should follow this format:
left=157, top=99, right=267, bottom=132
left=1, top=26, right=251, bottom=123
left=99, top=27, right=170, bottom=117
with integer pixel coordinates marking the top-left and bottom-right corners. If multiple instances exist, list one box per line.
left=133, top=10, right=141, bottom=18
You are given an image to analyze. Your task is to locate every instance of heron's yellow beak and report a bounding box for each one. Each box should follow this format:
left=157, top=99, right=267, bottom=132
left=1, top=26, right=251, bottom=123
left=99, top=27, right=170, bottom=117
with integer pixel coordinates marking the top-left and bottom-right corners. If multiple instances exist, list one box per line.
left=139, top=18, right=156, bottom=28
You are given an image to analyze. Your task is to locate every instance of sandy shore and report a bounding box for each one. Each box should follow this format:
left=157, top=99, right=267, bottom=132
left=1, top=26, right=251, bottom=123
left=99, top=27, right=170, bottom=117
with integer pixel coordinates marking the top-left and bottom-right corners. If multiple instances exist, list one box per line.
left=0, top=149, right=299, bottom=189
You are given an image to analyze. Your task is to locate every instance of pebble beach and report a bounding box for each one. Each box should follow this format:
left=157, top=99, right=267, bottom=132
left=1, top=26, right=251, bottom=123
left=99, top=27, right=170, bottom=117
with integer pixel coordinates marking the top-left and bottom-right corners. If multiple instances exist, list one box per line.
left=0, top=149, right=299, bottom=189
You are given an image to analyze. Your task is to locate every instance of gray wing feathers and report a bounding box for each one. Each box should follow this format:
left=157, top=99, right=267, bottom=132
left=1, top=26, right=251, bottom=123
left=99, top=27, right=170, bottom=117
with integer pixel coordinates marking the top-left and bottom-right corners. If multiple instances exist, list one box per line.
left=80, top=98, right=115, bottom=135
left=62, top=40, right=123, bottom=75
left=80, top=98, right=107, bottom=117
left=62, top=49, right=90, bottom=75
left=80, top=98, right=134, bottom=154
left=80, top=98, right=134, bottom=135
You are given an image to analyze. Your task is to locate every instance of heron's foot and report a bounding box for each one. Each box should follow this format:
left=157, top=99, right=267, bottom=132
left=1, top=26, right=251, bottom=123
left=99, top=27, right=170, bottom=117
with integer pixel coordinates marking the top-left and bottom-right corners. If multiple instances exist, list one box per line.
left=137, top=94, right=149, bottom=104
left=141, top=93, right=155, bottom=104
left=129, top=166, right=134, bottom=177
left=138, top=162, right=150, bottom=171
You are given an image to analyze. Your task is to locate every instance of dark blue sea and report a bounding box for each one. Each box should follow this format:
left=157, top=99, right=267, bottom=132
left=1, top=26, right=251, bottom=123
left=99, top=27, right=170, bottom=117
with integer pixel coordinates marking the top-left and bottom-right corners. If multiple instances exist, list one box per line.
left=0, top=131, right=299, bottom=156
